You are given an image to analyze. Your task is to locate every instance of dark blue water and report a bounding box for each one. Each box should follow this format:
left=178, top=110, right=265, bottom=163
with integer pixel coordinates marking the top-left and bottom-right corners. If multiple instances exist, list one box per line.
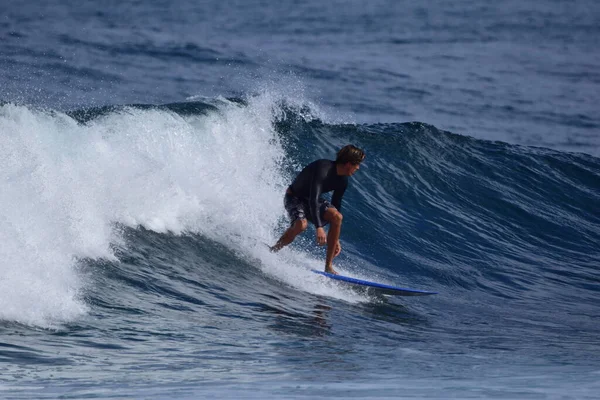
left=1, top=1, right=600, bottom=398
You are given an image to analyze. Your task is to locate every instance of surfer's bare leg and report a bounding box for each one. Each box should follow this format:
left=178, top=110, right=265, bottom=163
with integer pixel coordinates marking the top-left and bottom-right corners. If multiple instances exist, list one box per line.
left=270, top=219, right=308, bottom=252
left=323, top=208, right=343, bottom=274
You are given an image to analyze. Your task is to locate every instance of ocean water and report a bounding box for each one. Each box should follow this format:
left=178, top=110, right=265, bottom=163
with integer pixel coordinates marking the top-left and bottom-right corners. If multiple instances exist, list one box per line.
left=1, top=1, right=599, bottom=399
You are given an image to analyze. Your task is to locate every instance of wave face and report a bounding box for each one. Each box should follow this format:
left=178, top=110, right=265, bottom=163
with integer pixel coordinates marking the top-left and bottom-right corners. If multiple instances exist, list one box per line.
left=1, top=96, right=599, bottom=398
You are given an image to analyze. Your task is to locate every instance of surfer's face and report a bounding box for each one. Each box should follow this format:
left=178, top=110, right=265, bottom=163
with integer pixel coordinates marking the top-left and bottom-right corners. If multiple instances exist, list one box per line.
left=345, top=162, right=361, bottom=176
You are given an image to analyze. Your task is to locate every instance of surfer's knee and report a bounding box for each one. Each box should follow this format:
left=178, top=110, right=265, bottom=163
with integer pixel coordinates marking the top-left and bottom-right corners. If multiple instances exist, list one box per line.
left=328, top=209, right=343, bottom=225
left=293, top=219, right=308, bottom=233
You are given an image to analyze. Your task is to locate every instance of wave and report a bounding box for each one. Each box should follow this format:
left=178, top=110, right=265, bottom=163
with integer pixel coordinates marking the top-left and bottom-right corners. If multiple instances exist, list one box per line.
left=1, top=94, right=599, bottom=328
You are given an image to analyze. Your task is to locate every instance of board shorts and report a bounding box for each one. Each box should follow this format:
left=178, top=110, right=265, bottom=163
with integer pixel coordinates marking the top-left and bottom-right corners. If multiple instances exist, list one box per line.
left=284, top=193, right=332, bottom=226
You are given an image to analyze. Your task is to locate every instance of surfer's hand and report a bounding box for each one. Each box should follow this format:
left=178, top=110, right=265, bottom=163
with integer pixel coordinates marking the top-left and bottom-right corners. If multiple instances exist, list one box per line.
left=316, top=227, right=327, bottom=246
left=334, top=241, right=342, bottom=257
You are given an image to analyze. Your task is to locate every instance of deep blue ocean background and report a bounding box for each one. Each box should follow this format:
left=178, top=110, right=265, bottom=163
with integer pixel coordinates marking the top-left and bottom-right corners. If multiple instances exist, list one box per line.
left=1, top=1, right=599, bottom=398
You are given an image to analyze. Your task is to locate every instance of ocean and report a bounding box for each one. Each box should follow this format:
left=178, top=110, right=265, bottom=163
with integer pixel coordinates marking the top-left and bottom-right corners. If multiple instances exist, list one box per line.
left=1, top=0, right=599, bottom=399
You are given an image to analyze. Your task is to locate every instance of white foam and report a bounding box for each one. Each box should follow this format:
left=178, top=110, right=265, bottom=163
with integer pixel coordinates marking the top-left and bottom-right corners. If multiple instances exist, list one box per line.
left=0, top=92, right=356, bottom=327
left=247, top=243, right=368, bottom=304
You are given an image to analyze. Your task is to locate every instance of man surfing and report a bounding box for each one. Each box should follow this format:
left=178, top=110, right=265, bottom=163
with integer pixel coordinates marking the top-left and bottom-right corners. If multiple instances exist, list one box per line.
left=270, top=145, right=365, bottom=274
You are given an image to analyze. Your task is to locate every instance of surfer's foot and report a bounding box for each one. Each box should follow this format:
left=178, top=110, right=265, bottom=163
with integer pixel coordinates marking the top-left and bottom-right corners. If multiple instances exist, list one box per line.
left=325, top=267, right=338, bottom=275
left=269, top=243, right=281, bottom=253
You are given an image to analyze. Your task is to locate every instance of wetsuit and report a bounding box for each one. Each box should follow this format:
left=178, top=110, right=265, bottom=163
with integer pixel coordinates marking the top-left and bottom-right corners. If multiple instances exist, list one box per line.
left=285, top=159, right=348, bottom=227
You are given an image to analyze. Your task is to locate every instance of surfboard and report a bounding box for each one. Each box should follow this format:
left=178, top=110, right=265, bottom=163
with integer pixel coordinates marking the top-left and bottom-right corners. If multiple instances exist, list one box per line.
left=312, top=270, right=437, bottom=296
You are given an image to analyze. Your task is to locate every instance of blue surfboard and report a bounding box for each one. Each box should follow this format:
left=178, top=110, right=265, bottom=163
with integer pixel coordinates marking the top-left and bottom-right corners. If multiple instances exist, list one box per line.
left=312, top=270, right=437, bottom=296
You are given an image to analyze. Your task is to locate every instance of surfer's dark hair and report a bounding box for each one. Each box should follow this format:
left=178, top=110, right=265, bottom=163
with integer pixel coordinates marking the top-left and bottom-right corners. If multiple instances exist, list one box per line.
left=336, top=145, right=365, bottom=165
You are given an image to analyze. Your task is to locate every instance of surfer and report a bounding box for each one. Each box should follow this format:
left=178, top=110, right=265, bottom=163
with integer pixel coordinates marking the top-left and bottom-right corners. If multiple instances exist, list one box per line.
left=270, top=144, right=365, bottom=274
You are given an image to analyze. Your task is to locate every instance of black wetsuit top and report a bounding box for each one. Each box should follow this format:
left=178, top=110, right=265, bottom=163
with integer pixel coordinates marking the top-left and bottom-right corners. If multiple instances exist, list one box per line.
left=288, top=159, right=348, bottom=227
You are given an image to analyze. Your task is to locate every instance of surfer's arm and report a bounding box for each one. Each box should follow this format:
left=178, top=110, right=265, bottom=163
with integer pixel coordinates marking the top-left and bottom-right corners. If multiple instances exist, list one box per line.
left=308, top=166, right=326, bottom=228
left=331, top=183, right=347, bottom=211
left=307, top=166, right=328, bottom=245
